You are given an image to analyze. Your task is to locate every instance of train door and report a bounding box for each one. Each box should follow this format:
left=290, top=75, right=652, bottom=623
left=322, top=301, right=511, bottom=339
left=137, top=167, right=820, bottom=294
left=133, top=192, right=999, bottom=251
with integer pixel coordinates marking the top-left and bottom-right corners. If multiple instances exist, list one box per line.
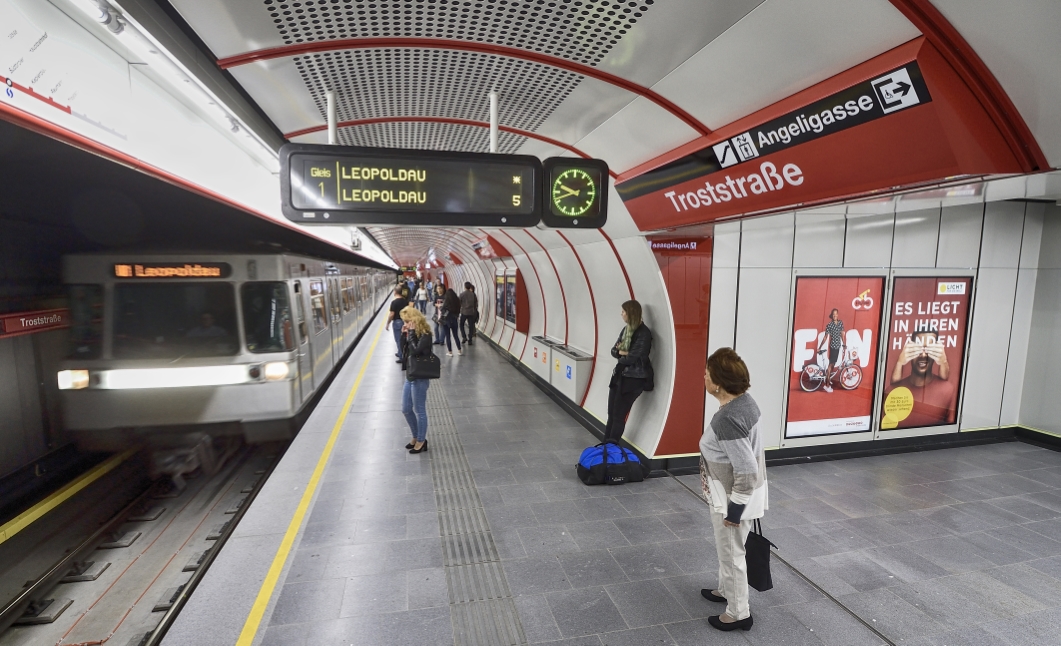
left=329, top=278, right=343, bottom=364
left=292, top=280, right=313, bottom=399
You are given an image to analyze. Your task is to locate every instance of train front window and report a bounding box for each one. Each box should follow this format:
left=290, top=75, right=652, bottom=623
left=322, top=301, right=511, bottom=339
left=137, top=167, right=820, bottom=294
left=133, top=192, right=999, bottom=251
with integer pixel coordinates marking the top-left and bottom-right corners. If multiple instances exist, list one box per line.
left=242, top=283, right=295, bottom=353
left=114, top=283, right=238, bottom=359
left=68, top=285, right=104, bottom=359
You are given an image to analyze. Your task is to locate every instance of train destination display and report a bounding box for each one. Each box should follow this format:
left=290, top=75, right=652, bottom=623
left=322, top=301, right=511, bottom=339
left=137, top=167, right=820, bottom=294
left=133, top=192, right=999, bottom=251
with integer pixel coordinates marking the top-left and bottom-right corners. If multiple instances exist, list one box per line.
left=280, top=144, right=542, bottom=227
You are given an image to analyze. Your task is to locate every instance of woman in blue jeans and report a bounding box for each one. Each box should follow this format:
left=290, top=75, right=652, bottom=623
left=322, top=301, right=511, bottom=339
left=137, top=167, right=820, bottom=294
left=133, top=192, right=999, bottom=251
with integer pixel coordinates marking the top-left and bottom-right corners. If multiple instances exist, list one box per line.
left=400, top=306, right=433, bottom=454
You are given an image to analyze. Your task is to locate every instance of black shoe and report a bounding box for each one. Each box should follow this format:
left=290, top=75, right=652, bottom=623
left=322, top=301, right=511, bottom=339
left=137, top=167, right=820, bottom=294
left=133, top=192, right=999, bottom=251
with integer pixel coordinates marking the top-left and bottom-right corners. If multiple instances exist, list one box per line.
left=409, top=440, right=428, bottom=454
left=700, top=589, right=726, bottom=603
left=405, top=441, right=416, bottom=449
left=708, top=615, right=752, bottom=632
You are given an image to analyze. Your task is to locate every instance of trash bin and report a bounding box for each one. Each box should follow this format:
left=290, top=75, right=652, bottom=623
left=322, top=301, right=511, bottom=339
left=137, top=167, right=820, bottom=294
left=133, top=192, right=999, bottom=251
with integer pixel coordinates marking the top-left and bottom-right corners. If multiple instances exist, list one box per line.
left=526, top=335, right=560, bottom=382
left=550, top=344, right=593, bottom=403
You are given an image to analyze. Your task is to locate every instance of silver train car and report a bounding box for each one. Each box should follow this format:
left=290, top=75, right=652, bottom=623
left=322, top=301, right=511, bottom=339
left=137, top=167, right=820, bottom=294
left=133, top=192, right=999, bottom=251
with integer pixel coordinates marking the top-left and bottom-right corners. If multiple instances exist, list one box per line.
left=57, top=253, right=392, bottom=448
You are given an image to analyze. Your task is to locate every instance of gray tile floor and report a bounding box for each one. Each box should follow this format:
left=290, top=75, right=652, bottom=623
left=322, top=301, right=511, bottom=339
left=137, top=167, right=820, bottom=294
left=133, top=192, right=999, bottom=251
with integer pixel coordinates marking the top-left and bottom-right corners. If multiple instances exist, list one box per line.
left=257, top=331, right=1061, bottom=646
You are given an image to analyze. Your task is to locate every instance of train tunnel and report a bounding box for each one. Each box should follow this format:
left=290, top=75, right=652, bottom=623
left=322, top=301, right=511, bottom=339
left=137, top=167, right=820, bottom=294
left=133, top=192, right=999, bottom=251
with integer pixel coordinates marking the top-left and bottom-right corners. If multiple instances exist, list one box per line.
left=2, top=1, right=1061, bottom=644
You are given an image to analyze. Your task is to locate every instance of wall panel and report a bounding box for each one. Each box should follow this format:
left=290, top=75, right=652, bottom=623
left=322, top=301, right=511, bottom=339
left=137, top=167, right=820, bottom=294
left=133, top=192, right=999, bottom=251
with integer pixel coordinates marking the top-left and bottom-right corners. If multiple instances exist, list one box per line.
left=793, top=210, right=846, bottom=268
left=844, top=213, right=895, bottom=268
left=937, top=204, right=984, bottom=269
left=891, top=208, right=941, bottom=268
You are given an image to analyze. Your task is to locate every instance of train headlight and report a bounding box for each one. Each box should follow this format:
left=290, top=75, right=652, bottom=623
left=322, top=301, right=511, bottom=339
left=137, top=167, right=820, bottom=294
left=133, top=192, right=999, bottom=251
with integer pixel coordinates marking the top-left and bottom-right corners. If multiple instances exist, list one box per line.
left=263, top=361, right=291, bottom=381
left=58, top=370, right=90, bottom=390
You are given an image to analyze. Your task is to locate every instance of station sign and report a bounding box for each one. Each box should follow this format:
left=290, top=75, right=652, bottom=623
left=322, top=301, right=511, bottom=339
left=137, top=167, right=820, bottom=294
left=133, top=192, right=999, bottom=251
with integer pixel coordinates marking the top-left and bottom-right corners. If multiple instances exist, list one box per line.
left=113, top=263, right=232, bottom=279
left=281, top=143, right=542, bottom=227
left=615, top=38, right=1025, bottom=231
left=1, top=308, right=69, bottom=337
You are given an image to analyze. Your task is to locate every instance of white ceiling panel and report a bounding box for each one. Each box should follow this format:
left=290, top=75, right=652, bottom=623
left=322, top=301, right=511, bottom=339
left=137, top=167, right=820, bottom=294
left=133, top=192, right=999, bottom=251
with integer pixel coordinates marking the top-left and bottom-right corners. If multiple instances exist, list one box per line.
left=229, top=60, right=324, bottom=134
left=523, top=77, right=639, bottom=149
left=596, top=0, right=766, bottom=87
left=512, top=140, right=568, bottom=160
left=652, top=0, right=920, bottom=130
left=167, top=0, right=283, bottom=58
left=930, top=0, right=1061, bottom=168
left=575, top=97, right=698, bottom=173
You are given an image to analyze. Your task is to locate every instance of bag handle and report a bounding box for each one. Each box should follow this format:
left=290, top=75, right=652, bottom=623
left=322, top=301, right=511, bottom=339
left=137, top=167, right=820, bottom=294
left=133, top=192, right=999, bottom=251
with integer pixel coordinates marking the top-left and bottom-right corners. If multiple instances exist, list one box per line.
left=752, top=519, right=778, bottom=549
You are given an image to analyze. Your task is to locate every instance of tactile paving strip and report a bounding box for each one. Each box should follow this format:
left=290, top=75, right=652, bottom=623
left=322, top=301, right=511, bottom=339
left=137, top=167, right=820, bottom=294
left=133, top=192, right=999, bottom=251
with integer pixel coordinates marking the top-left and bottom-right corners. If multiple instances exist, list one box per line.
left=425, top=388, right=526, bottom=646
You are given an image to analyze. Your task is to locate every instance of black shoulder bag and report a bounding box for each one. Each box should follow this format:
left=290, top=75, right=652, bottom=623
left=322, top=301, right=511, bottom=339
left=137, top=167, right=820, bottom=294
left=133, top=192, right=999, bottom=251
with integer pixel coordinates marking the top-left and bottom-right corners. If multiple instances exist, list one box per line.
left=407, top=337, right=441, bottom=380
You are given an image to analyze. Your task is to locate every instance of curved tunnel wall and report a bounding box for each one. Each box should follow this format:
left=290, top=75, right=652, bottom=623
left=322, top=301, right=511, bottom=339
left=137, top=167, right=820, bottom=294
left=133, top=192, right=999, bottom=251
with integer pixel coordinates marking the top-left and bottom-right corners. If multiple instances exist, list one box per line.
left=434, top=183, right=678, bottom=459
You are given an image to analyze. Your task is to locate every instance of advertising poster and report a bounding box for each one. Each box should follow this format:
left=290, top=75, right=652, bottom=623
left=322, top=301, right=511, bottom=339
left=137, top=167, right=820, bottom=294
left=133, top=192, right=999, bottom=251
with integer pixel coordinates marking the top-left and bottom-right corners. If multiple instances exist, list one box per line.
left=495, top=275, right=505, bottom=319
left=881, top=277, right=972, bottom=430
left=505, top=275, right=517, bottom=324
left=786, top=277, right=884, bottom=438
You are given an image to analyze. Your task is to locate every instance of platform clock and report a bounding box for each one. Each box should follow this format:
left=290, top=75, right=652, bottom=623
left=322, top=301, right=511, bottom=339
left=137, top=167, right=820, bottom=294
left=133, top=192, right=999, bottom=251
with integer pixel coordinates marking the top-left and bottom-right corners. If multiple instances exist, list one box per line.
left=541, top=158, right=609, bottom=228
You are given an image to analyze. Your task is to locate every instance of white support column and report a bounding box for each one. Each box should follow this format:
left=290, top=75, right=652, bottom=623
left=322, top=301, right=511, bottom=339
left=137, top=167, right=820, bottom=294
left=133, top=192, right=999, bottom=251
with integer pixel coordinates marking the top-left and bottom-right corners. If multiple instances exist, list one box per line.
left=326, top=90, right=338, bottom=145
left=488, top=91, right=499, bottom=154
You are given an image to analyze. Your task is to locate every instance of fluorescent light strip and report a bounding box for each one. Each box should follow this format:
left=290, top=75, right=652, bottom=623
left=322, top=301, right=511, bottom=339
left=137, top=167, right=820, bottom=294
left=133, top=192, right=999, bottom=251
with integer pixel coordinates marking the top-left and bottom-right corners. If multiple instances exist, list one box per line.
left=98, top=365, right=252, bottom=389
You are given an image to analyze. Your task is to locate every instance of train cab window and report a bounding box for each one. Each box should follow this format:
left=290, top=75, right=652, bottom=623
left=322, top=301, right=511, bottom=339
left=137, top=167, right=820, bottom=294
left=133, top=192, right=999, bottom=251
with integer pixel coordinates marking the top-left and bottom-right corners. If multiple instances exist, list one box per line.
left=241, top=283, right=295, bottom=353
left=68, top=284, right=104, bottom=359
left=293, top=282, right=308, bottom=344
left=309, top=280, right=328, bottom=334
left=113, top=283, right=238, bottom=359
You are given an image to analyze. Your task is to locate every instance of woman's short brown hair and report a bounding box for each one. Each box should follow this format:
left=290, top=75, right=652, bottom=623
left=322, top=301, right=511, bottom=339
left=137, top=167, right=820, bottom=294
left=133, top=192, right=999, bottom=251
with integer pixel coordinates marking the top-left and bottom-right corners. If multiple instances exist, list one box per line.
left=707, top=347, right=750, bottom=395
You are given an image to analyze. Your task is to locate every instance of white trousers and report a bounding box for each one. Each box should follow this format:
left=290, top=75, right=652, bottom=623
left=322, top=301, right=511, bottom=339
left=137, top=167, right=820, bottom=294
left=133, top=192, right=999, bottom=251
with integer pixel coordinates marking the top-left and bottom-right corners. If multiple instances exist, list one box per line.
left=709, top=509, right=753, bottom=620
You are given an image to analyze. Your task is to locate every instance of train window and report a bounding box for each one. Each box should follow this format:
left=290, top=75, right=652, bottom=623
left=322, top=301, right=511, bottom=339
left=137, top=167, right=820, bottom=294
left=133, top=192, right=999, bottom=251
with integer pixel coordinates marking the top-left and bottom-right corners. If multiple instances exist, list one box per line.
left=309, top=280, right=328, bottom=334
left=113, top=283, right=238, bottom=359
left=241, top=283, right=295, bottom=353
left=67, top=285, right=104, bottom=359
left=293, top=282, right=308, bottom=344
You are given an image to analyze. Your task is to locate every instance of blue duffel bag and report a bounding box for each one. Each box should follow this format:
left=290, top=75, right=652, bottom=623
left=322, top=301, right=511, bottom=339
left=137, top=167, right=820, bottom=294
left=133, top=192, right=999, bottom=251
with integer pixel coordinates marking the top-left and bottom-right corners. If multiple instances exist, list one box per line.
left=577, top=441, right=649, bottom=485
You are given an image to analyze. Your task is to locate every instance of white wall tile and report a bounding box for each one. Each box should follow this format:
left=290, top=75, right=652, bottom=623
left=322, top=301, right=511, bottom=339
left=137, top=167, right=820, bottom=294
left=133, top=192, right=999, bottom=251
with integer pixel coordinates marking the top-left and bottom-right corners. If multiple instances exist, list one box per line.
left=844, top=213, right=894, bottom=268
left=739, top=213, right=794, bottom=268
left=891, top=208, right=941, bottom=268
left=980, top=201, right=1027, bottom=269
left=961, top=268, right=1018, bottom=429
left=936, top=204, right=984, bottom=268
left=793, top=211, right=846, bottom=268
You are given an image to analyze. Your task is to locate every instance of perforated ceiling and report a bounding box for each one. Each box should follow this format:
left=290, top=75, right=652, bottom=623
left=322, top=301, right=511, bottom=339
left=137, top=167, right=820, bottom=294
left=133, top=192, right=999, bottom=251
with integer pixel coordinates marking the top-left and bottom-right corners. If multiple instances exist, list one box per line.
left=264, top=0, right=655, bottom=67
left=293, top=49, right=581, bottom=133
left=367, top=226, right=470, bottom=265
left=336, top=121, right=526, bottom=153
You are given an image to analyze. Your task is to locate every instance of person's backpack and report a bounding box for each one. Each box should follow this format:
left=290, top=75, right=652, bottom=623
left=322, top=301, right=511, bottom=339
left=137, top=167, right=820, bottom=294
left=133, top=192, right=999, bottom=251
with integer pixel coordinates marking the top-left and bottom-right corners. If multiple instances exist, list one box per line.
left=577, top=442, right=649, bottom=485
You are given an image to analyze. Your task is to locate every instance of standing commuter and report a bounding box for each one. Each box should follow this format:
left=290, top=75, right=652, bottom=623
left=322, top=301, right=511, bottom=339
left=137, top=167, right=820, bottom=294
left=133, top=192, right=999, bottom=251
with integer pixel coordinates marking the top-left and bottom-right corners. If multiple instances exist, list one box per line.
left=386, top=287, right=409, bottom=364
left=459, top=282, right=479, bottom=345
left=699, top=348, right=767, bottom=633
left=441, top=287, right=463, bottom=357
left=415, top=283, right=429, bottom=314
left=604, top=300, right=653, bottom=442
left=400, top=306, right=433, bottom=454
left=432, top=284, right=446, bottom=345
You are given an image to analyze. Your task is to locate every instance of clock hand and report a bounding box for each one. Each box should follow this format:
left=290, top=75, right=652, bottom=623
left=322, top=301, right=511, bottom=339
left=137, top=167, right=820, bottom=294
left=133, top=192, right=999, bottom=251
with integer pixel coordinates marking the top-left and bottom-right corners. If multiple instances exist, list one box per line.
left=558, top=185, right=581, bottom=198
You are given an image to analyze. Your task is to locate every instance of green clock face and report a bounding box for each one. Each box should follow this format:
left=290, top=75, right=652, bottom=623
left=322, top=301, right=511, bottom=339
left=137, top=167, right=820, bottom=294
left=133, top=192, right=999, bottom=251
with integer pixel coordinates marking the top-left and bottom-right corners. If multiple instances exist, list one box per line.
left=551, top=168, right=598, bottom=217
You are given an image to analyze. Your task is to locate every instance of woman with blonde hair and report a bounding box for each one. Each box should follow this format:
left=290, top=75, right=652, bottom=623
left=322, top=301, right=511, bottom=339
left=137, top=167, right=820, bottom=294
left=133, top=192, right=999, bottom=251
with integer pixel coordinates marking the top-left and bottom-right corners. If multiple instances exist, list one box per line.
left=699, top=347, right=767, bottom=632
left=399, top=306, right=433, bottom=453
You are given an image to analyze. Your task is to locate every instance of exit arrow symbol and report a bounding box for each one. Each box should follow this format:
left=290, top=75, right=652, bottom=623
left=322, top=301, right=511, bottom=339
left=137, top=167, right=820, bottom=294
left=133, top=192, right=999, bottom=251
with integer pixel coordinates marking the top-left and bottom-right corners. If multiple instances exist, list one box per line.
left=890, top=81, right=912, bottom=97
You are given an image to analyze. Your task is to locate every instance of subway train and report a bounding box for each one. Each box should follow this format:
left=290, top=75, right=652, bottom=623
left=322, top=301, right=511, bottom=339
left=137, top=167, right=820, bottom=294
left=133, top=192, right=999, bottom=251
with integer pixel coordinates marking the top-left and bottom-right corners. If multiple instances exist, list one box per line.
left=56, top=253, right=393, bottom=449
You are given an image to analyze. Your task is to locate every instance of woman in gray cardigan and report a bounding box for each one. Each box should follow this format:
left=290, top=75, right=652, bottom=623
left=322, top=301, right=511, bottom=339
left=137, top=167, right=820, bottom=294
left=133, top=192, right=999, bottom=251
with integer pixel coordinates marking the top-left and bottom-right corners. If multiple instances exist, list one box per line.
left=699, top=347, right=768, bottom=632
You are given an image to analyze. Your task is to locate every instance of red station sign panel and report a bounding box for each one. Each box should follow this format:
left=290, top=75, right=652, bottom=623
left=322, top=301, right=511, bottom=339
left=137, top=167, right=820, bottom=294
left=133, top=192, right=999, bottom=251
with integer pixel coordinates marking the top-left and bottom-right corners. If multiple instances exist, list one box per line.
left=616, top=38, right=1024, bottom=231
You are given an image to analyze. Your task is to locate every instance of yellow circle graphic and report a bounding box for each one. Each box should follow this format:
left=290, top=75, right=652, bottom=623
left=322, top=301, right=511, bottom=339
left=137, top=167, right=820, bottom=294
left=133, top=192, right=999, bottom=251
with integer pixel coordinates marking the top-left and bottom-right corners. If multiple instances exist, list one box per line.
left=881, top=386, right=915, bottom=430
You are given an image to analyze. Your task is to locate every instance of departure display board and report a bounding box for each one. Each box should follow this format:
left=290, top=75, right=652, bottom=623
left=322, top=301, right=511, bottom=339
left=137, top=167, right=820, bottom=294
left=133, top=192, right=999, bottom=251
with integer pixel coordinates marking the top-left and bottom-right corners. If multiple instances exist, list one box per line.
left=280, top=143, right=542, bottom=227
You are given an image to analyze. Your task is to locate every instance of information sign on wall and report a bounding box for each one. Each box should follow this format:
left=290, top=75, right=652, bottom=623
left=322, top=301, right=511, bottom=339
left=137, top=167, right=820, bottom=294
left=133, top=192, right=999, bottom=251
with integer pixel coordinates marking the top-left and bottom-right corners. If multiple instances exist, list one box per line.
left=505, top=275, right=517, bottom=325
left=495, top=274, right=505, bottom=320
left=880, top=277, right=972, bottom=430
left=0, top=308, right=69, bottom=337
left=786, top=277, right=884, bottom=438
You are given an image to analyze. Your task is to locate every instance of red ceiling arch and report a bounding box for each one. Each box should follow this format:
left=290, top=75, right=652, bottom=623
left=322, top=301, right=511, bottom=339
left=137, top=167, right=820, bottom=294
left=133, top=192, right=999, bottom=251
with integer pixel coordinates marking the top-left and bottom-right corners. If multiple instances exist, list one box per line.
left=217, top=37, right=711, bottom=137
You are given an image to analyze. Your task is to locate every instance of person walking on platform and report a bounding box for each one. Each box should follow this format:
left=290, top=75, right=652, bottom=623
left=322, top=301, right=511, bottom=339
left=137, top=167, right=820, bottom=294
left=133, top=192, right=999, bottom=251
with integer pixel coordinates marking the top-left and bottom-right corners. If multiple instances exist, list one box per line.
left=400, top=306, right=433, bottom=454
left=459, top=282, right=479, bottom=345
left=441, top=287, right=463, bottom=357
left=386, top=287, right=409, bottom=364
left=432, top=284, right=446, bottom=345
left=699, top=347, right=767, bottom=633
left=604, top=300, right=653, bottom=442
left=415, top=283, right=429, bottom=314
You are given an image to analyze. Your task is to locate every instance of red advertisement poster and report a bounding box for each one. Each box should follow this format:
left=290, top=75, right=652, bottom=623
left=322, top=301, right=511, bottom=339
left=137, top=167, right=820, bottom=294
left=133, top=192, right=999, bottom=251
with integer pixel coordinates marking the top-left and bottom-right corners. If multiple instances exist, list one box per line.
left=786, top=277, right=884, bottom=438
left=880, top=277, right=972, bottom=430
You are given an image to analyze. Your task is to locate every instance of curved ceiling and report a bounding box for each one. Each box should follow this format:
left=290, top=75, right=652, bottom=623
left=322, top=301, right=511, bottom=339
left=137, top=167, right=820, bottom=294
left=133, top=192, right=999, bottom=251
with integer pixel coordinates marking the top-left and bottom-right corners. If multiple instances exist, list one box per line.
left=155, top=0, right=1058, bottom=265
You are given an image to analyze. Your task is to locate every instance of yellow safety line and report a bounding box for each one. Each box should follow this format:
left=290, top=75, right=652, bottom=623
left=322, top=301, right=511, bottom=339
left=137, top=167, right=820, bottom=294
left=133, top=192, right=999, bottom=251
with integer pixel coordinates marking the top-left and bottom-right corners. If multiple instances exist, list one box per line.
left=0, top=447, right=137, bottom=545
left=236, top=319, right=386, bottom=646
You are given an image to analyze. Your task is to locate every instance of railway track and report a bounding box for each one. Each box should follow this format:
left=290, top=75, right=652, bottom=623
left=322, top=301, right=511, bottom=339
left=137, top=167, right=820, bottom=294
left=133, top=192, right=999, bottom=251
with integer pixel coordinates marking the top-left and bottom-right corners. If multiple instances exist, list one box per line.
left=0, top=439, right=287, bottom=646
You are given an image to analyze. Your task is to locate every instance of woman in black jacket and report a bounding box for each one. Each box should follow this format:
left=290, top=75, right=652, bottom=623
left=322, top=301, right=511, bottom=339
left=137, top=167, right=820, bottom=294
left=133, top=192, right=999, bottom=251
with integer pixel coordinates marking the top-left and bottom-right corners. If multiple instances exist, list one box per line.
left=441, top=288, right=463, bottom=356
left=604, top=300, right=653, bottom=442
left=400, top=306, right=433, bottom=453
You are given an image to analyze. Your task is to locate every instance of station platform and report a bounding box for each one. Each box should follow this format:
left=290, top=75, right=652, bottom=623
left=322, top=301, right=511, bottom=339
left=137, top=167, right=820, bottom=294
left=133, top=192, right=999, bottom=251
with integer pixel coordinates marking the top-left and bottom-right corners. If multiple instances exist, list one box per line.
left=162, top=310, right=1061, bottom=646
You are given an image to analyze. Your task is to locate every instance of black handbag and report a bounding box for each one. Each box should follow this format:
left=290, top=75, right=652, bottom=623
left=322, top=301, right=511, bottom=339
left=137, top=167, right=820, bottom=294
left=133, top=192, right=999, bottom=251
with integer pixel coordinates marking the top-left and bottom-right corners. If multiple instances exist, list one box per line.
left=745, top=519, right=776, bottom=592
left=407, top=351, right=441, bottom=379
